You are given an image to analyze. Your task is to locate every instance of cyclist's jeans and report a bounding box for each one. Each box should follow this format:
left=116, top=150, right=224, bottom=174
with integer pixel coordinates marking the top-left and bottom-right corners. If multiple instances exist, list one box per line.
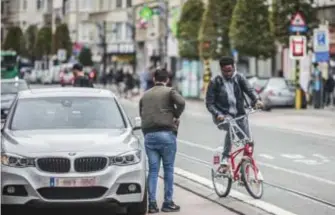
left=221, top=118, right=250, bottom=159
left=145, top=131, right=177, bottom=203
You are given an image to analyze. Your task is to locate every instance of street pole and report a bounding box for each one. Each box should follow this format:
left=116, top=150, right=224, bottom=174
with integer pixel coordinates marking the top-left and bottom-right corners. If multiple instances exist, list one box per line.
left=295, top=30, right=302, bottom=110
left=102, top=21, right=107, bottom=83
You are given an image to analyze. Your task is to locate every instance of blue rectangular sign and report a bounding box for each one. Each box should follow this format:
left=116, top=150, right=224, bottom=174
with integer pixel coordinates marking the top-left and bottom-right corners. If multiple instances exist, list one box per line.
left=289, top=25, right=307, bottom=33
left=315, top=52, right=329, bottom=62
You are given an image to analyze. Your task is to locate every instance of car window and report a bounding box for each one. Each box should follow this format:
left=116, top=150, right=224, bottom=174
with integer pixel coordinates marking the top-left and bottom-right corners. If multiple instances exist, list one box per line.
left=268, top=78, right=288, bottom=89
left=10, top=97, right=126, bottom=130
left=1, top=82, right=28, bottom=94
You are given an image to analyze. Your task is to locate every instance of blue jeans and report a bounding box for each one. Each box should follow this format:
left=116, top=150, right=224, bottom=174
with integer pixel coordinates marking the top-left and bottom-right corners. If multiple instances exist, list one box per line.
left=145, top=131, right=177, bottom=203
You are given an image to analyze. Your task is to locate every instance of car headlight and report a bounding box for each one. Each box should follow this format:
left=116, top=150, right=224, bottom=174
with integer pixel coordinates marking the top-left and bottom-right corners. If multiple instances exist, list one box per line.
left=1, top=153, right=35, bottom=168
left=109, top=150, right=141, bottom=166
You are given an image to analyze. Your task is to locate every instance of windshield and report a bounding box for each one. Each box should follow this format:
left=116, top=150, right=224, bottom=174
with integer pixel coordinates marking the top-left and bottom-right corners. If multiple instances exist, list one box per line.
left=268, top=78, right=288, bottom=89
left=10, top=97, right=126, bottom=130
left=254, top=79, right=268, bottom=89
left=1, top=55, right=17, bottom=67
left=1, top=82, right=28, bottom=94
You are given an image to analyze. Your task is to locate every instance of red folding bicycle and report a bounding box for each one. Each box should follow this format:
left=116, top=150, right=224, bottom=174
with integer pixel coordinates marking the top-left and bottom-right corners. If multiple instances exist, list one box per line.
left=211, top=108, right=264, bottom=199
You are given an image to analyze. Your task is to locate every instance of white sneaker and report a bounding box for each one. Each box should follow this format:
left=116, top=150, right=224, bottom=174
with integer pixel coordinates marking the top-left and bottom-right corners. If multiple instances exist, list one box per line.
left=220, top=158, right=229, bottom=166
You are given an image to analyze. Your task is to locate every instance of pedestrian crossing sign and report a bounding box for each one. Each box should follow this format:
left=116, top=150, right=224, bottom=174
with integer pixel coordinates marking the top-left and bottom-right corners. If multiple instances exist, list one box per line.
left=289, top=12, right=307, bottom=33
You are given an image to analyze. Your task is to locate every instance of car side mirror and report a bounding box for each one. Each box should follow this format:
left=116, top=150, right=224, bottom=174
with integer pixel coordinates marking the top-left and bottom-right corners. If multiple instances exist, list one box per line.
left=132, top=117, right=142, bottom=131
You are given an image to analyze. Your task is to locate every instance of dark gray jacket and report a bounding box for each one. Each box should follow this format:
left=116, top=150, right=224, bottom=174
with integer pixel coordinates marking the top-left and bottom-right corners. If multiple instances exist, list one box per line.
left=206, top=73, right=258, bottom=119
left=139, top=84, right=185, bottom=134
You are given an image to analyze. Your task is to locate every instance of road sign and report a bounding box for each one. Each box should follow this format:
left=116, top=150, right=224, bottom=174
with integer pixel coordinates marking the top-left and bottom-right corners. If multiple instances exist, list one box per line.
left=57, top=49, right=67, bottom=62
left=289, top=35, right=307, bottom=59
left=289, top=12, right=307, bottom=33
left=313, top=26, right=330, bottom=62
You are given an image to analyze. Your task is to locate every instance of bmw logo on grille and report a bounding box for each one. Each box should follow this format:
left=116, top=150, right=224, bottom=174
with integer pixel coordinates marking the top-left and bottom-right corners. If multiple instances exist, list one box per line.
left=68, top=152, right=77, bottom=156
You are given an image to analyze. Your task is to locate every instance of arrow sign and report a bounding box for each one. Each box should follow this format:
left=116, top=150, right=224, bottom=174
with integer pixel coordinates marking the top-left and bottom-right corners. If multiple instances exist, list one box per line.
left=289, top=12, right=307, bottom=33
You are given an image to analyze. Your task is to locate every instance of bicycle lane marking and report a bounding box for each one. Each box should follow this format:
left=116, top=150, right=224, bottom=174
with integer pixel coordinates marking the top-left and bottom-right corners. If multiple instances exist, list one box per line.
left=177, top=139, right=335, bottom=186
left=173, top=166, right=297, bottom=215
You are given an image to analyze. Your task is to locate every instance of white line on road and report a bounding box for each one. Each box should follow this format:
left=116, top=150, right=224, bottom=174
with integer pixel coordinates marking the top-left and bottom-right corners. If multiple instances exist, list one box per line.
left=281, top=154, right=305, bottom=159
left=258, top=154, right=275, bottom=160
left=174, top=167, right=298, bottom=215
left=177, top=139, right=335, bottom=186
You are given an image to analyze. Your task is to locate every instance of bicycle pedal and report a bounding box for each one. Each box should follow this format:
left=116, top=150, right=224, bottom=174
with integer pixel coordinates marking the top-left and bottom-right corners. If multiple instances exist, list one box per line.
left=237, top=181, right=245, bottom=186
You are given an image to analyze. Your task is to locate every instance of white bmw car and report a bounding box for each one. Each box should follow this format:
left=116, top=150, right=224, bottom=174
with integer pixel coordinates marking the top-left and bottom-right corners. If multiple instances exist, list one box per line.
left=1, top=87, right=146, bottom=214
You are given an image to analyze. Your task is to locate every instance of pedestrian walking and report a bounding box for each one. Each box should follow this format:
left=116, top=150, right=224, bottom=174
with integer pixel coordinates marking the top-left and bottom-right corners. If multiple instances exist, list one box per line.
left=72, top=63, right=94, bottom=88
left=139, top=68, right=185, bottom=213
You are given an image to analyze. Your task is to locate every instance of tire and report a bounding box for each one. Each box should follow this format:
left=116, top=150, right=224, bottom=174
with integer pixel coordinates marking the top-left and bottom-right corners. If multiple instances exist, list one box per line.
left=127, top=187, right=147, bottom=215
left=211, top=169, right=232, bottom=198
left=241, top=160, right=263, bottom=199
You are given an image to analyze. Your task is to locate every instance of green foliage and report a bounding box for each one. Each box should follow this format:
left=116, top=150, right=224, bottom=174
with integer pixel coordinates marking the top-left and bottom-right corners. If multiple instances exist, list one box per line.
left=35, top=26, right=52, bottom=60
left=2, top=26, right=26, bottom=55
left=78, top=47, right=93, bottom=66
left=199, top=0, right=236, bottom=60
left=229, top=0, right=275, bottom=59
left=24, top=25, right=38, bottom=60
left=177, top=0, right=205, bottom=59
left=52, top=23, right=72, bottom=58
left=271, top=0, right=317, bottom=46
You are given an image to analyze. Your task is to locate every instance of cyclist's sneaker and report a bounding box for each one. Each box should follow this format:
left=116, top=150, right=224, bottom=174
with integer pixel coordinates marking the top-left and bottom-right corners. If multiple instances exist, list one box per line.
left=148, top=202, right=159, bottom=213
left=161, top=201, right=180, bottom=212
left=218, top=158, right=229, bottom=174
left=220, top=158, right=229, bottom=166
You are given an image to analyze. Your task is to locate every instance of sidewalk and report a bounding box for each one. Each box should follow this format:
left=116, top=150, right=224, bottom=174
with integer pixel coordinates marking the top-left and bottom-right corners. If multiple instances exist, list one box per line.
left=155, top=178, right=237, bottom=215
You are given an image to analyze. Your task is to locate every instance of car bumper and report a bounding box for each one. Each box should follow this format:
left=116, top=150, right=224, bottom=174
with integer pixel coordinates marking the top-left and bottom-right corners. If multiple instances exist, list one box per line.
left=268, top=96, right=295, bottom=106
left=1, top=162, right=146, bottom=206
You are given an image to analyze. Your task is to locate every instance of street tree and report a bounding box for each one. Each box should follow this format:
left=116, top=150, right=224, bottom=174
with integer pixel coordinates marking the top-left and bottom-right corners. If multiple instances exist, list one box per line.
left=2, top=26, right=26, bottom=55
left=24, top=25, right=38, bottom=61
left=271, top=0, right=317, bottom=46
left=177, top=0, right=205, bottom=59
left=35, top=26, right=52, bottom=60
left=52, top=23, right=72, bottom=58
left=199, top=0, right=236, bottom=60
left=78, top=47, right=93, bottom=66
left=229, top=0, right=275, bottom=61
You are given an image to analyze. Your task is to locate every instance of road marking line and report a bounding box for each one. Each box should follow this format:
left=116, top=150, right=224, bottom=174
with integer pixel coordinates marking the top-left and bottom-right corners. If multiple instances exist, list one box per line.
left=258, top=154, right=275, bottom=160
left=174, top=167, right=298, bottom=215
left=177, top=139, right=335, bottom=186
left=281, top=154, right=305, bottom=159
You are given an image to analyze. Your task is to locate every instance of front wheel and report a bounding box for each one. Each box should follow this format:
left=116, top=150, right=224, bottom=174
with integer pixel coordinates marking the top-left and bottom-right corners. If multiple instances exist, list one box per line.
left=211, top=169, right=232, bottom=197
left=241, top=160, right=263, bottom=199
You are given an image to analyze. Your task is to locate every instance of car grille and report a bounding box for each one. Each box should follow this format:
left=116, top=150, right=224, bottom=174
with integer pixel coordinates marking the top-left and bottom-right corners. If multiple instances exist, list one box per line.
left=37, top=157, right=71, bottom=173
left=37, top=187, right=107, bottom=200
left=74, top=157, right=108, bottom=172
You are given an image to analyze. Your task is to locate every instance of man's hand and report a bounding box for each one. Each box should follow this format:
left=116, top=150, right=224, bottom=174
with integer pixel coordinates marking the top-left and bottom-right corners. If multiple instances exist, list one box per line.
left=255, top=100, right=264, bottom=109
left=173, top=118, right=180, bottom=127
left=216, top=115, right=225, bottom=121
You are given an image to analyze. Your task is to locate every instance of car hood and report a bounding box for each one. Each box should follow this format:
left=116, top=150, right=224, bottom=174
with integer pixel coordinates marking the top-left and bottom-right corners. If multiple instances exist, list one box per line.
left=2, top=129, right=139, bottom=155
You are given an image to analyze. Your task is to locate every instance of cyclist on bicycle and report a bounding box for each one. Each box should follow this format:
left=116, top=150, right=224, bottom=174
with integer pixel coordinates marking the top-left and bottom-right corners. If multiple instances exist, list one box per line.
left=205, top=56, right=263, bottom=171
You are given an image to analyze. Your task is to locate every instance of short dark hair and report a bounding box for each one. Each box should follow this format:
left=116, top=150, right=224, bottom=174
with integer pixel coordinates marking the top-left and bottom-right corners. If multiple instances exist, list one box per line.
left=154, top=68, right=169, bottom=82
left=72, top=63, right=83, bottom=71
left=219, top=56, right=234, bottom=67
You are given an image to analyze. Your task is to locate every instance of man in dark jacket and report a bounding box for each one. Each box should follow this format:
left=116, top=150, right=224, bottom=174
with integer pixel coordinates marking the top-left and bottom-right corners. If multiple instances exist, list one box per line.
left=206, top=56, right=263, bottom=170
left=72, top=64, right=93, bottom=88
left=139, top=68, right=185, bottom=213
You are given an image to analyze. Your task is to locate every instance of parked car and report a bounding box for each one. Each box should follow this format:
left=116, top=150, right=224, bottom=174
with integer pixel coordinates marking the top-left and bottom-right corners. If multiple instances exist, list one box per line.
left=253, top=77, right=307, bottom=109
left=1, top=88, right=146, bottom=214
left=1, top=79, right=29, bottom=120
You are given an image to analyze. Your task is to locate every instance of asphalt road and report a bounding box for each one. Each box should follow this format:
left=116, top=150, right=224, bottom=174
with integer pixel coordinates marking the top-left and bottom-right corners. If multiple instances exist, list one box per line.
left=120, top=98, right=335, bottom=215
left=28, top=84, right=335, bottom=214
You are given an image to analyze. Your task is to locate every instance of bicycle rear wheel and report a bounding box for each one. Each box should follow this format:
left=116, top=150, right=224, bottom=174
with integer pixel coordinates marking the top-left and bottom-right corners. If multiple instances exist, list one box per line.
left=241, top=160, right=263, bottom=199
left=211, top=169, right=232, bottom=197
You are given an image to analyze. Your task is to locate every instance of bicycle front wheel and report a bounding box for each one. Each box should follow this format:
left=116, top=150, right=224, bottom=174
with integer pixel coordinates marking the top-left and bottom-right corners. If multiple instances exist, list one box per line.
left=211, top=169, right=232, bottom=198
left=241, top=160, right=263, bottom=199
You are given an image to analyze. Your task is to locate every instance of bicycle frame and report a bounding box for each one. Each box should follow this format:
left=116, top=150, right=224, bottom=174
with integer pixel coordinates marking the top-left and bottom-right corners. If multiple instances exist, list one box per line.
left=217, top=109, right=261, bottom=181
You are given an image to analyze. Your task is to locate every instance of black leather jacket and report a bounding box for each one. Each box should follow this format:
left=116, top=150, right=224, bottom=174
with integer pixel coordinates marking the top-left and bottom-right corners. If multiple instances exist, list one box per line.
left=205, top=73, right=258, bottom=118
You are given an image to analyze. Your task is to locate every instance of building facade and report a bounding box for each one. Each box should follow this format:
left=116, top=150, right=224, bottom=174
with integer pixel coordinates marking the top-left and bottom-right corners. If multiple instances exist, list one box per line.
left=62, top=0, right=135, bottom=70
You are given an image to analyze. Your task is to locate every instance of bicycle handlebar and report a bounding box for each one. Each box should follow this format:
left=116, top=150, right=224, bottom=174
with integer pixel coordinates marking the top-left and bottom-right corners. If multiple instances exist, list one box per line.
left=217, top=108, right=261, bottom=126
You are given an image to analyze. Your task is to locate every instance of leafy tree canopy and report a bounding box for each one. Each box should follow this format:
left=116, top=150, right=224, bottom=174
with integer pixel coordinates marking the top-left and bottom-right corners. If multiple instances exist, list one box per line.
left=78, top=47, right=93, bottom=66
left=177, top=0, right=205, bottom=59
left=229, top=0, right=275, bottom=59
